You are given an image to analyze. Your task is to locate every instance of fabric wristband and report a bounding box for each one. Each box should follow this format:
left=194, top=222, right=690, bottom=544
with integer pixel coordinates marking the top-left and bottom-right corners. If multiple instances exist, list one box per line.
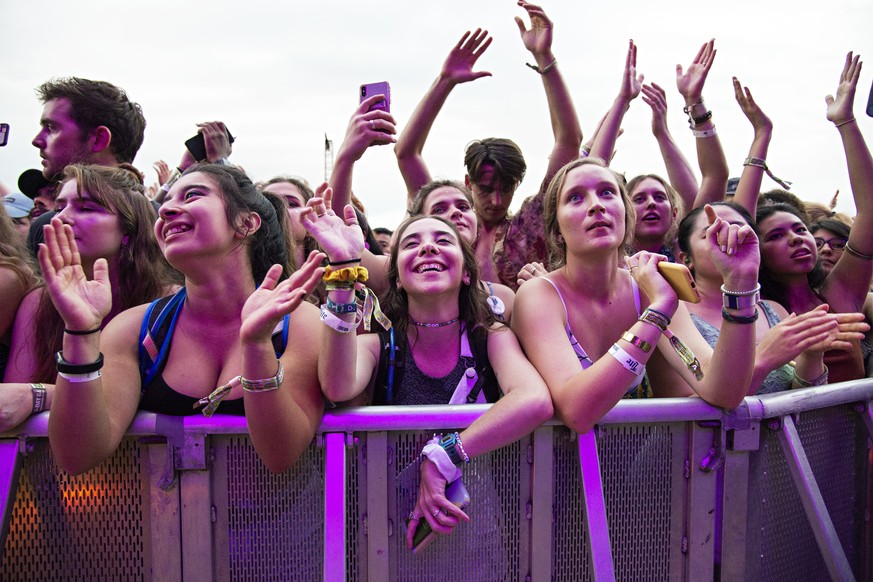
left=241, top=361, right=284, bottom=393
left=421, top=437, right=463, bottom=483
left=608, top=343, right=644, bottom=375
left=319, top=305, right=360, bottom=334
left=31, top=383, right=47, bottom=414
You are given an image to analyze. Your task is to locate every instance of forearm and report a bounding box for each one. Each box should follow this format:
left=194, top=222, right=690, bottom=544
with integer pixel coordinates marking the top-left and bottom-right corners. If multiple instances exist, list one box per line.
left=317, top=288, right=362, bottom=402
left=838, top=121, right=873, bottom=237
left=328, top=148, right=357, bottom=215
left=536, top=50, right=583, bottom=172
left=654, top=129, right=699, bottom=212
left=589, top=96, right=629, bottom=165
left=686, top=98, right=729, bottom=208
left=698, top=310, right=756, bottom=408
left=733, top=129, right=772, bottom=216
left=48, top=334, right=115, bottom=474
left=791, top=351, right=826, bottom=388
left=395, top=76, right=454, bottom=201
left=243, top=341, right=318, bottom=473
left=458, top=384, right=552, bottom=458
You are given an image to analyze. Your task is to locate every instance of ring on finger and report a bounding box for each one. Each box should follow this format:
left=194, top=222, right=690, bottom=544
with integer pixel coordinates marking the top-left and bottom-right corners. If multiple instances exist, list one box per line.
left=369, top=120, right=375, bottom=130
left=432, top=508, right=441, bottom=518
left=408, top=512, right=420, bottom=521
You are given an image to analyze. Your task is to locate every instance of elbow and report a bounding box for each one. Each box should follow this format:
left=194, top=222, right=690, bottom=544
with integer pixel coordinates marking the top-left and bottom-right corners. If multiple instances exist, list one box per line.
left=532, top=392, right=555, bottom=425
left=554, top=401, right=597, bottom=435
left=700, top=389, right=745, bottom=411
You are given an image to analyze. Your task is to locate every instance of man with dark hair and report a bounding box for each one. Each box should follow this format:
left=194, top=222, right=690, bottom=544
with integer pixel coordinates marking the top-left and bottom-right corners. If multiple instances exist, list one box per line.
left=33, top=77, right=146, bottom=179
left=394, top=4, right=582, bottom=288
left=27, top=77, right=146, bottom=253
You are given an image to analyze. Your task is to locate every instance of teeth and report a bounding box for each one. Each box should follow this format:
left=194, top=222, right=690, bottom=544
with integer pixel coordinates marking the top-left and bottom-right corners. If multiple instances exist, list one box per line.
left=416, top=263, right=444, bottom=273
left=165, top=224, right=190, bottom=237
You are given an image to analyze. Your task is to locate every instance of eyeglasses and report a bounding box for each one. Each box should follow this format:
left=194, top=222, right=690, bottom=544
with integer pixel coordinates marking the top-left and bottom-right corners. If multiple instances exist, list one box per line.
left=814, top=237, right=847, bottom=251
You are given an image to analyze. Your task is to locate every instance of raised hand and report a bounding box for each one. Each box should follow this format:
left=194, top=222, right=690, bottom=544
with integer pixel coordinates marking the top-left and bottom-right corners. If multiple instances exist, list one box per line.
left=825, top=52, right=862, bottom=125
left=199, top=121, right=233, bottom=162
left=239, top=252, right=325, bottom=345
left=338, top=96, right=397, bottom=163
left=301, top=184, right=366, bottom=263
left=440, top=29, right=492, bottom=85
left=733, top=78, right=772, bottom=134
left=641, top=82, right=668, bottom=137
left=38, top=217, right=111, bottom=332
left=515, top=1, right=553, bottom=57
left=676, top=39, right=716, bottom=101
left=620, top=40, right=644, bottom=102
left=153, top=160, right=171, bottom=185
left=703, top=205, right=760, bottom=283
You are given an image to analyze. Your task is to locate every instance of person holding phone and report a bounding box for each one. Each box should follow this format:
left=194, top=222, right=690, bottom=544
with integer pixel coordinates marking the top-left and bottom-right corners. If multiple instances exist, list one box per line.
left=513, top=158, right=762, bottom=435
left=43, top=164, right=325, bottom=475
left=303, top=194, right=552, bottom=554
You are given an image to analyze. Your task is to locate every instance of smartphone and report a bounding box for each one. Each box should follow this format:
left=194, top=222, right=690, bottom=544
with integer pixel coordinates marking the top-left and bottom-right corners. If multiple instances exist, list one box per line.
left=360, top=82, right=390, bottom=113
left=408, top=478, right=470, bottom=554
left=866, top=79, right=873, bottom=118
left=657, top=262, right=701, bottom=303
left=185, top=127, right=235, bottom=162
left=0, top=124, right=8, bottom=147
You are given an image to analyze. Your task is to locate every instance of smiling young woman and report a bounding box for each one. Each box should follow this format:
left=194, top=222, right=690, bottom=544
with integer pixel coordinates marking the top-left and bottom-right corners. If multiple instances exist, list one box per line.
left=44, top=163, right=326, bottom=475
left=303, top=195, right=552, bottom=552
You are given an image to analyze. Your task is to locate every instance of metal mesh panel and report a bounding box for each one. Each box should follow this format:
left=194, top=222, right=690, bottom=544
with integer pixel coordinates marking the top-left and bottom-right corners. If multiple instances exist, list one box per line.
left=552, top=427, right=593, bottom=581
left=220, top=436, right=325, bottom=581
left=598, top=424, right=678, bottom=582
left=748, top=406, right=867, bottom=580
left=377, top=431, right=524, bottom=582
left=0, top=438, right=148, bottom=581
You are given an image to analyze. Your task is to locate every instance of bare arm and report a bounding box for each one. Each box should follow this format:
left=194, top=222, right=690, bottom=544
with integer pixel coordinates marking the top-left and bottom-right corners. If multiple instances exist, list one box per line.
left=239, top=257, right=327, bottom=473
left=590, top=40, right=642, bottom=165
left=676, top=40, right=730, bottom=209
left=4, top=288, right=43, bottom=383
left=731, top=78, right=775, bottom=217
left=516, top=1, right=583, bottom=180
left=394, top=29, right=492, bottom=202
left=821, top=52, right=873, bottom=313
left=641, top=82, right=699, bottom=214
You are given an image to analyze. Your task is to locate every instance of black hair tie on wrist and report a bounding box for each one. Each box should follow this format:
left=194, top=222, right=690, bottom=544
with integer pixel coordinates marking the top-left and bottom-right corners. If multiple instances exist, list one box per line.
left=64, top=327, right=101, bottom=336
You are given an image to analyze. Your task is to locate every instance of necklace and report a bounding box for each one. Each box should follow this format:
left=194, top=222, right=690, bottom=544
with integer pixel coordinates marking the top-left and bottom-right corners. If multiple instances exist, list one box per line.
left=410, top=317, right=460, bottom=328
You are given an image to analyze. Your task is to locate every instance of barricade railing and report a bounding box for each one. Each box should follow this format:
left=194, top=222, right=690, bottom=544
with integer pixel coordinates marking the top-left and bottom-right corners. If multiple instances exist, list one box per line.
left=0, top=381, right=870, bottom=581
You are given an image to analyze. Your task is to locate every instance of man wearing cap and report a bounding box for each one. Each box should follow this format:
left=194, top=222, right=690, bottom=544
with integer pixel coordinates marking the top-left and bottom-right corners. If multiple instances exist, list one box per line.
left=18, top=168, right=54, bottom=219
left=3, top=193, right=34, bottom=241
left=26, top=77, right=146, bottom=253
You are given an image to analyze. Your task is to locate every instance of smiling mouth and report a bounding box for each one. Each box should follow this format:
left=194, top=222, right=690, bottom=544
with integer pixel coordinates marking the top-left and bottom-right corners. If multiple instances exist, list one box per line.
left=163, top=224, right=192, bottom=239
left=415, top=262, right=446, bottom=273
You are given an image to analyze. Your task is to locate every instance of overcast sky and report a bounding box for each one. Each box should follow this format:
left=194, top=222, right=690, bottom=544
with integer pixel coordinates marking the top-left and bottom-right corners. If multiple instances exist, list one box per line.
left=2, top=0, right=872, bottom=230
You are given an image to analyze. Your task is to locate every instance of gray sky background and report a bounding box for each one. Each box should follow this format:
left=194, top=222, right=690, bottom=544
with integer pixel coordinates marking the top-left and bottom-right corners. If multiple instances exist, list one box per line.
left=2, top=0, right=872, bottom=230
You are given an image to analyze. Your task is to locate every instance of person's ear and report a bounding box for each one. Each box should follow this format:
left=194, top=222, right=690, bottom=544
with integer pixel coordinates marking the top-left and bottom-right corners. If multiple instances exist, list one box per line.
left=462, top=272, right=471, bottom=286
left=679, top=251, right=692, bottom=269
left=238, top=212, right=262, bottom=237
left=90, top=126, right=112, bottom=154
left=464, top=174, right=472, bottom=190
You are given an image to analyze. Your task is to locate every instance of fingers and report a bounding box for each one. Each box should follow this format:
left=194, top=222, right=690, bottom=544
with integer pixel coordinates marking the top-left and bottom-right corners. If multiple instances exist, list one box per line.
left=260, top=264, right=284, bottom=291
left=92, top=258, right=110, bottom=287
left=342, top=204, right=358, bottom=225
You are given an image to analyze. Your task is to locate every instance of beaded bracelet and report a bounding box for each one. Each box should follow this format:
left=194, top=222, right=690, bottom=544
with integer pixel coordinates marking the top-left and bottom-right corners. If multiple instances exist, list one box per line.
left=688, top=110, right=712, bottom=128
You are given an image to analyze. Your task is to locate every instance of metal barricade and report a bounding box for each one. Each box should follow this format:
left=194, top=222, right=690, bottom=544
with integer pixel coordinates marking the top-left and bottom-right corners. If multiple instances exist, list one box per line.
left=0, top=382, right=870, bottom=581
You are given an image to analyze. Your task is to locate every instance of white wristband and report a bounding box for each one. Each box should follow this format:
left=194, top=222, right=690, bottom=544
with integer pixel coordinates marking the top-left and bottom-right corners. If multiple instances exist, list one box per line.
left=692, top=127, right=717, bottom=138
left=57, top=369, right=102, bottom=383
left=608, top=343, right=644, bottom=375
left=319, top=305, right=360, bottom=334
left=421, top=441, right=463, bottom=483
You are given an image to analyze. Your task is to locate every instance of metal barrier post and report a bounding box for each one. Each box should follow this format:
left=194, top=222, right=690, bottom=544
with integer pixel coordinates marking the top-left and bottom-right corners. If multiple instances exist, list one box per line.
left=776, top=415, right=856, bottom=581
left=530, top=426, right=554, bottom=582
left=578, top=429, right=616, bottom=581
left=0, top=438, right=22, bottom=553
left=323, top=432, right=347, bottom=582
left=718, top=419, right=760, bottom=582
left=178, top=431, right=213, bottom=581
left=365, top=432, right=390, bottom=580
left=685, top=422, right=718, bottom=581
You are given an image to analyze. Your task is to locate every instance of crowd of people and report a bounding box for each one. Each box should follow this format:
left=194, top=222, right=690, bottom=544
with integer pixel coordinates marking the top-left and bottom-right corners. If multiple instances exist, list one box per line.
left=1, top=0, right=871, bottom=555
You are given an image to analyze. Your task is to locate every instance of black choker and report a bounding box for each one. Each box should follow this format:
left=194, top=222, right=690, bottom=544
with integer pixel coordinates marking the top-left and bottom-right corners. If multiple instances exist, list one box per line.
left=411, top=317, right=460, bottom=328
